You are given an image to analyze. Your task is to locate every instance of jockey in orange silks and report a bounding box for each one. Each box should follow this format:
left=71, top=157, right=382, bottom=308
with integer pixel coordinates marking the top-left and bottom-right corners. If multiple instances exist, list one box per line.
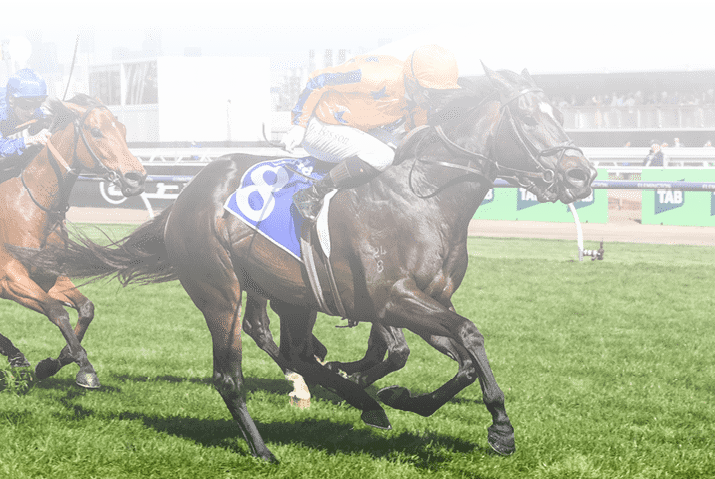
left=282, top=44, right=461, bottom=221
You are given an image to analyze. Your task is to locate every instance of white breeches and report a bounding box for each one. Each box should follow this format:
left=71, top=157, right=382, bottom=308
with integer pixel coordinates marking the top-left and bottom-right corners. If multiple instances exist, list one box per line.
left=301, top=118, right=395, bottom=172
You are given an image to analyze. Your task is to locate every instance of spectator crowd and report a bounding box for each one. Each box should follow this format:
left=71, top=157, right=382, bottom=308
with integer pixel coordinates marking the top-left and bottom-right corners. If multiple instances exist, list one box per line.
left=550, top=88, right=715, bottom=109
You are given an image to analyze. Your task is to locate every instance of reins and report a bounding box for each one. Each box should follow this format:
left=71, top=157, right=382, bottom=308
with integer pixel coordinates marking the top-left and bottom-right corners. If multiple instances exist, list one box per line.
left=20, top=103, right=113, bottom=216
left=407, top=124, right=496, bottom=199
left=407, top=83, right=582, bottom=201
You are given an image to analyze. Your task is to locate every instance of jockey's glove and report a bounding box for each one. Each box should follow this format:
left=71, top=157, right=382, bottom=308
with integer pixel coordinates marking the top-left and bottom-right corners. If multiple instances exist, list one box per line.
left=281, top=125, right=307, bottom=153
left=26, top=128, right=52, bottom=147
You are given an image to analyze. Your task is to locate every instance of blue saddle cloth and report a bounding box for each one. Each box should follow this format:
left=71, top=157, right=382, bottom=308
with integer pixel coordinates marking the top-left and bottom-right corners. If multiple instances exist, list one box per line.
left=223, top=157, right=330, bottom=261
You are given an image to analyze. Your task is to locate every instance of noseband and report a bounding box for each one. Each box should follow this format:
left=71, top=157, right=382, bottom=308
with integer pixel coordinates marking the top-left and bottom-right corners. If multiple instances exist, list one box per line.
left=21, top=104, right=120, bottom=215
left=493, top=88, right=583, bottom=198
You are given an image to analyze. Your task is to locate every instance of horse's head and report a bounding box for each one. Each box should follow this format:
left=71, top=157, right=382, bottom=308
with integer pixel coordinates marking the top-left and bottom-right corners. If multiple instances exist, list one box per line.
left=46, top=95, right=146, bottom=196
left=482, top=64, right=596, bottom=203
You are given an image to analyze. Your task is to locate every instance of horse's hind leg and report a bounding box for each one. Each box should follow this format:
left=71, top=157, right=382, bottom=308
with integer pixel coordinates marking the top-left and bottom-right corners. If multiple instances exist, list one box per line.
left=0, top=333, right=31, bottom=368
left=326, top=324, right=410, bottom=388
left=177, top=266, right=277, bottom=462
left=46, top=277, right=95, bottom=373
left=269, top=300, right=391, bottom=430
left=242, top=295, right=279, bottom=362
left=243, top=293, right=328, bottom=367
left=2, top=274, right=99, bottom=388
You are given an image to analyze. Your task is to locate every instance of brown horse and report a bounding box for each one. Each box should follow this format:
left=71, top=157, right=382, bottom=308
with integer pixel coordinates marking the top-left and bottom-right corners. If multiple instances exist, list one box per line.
left=11, top=67, right=596, bottom=463
left=0, top=94, right=146, bottom=388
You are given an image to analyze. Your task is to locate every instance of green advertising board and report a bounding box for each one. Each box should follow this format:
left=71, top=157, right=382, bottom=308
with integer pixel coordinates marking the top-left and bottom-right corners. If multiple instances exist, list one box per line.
left=641, top=169, right=715, bottom=226
left=469, top=186, right=514, bottom=220
left=473, top=169, right=608, bottom=223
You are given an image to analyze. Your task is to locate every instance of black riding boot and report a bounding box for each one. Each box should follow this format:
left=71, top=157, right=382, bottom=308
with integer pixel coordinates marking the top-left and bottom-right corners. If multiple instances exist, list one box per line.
left=293, top=156, right=379, bottom=221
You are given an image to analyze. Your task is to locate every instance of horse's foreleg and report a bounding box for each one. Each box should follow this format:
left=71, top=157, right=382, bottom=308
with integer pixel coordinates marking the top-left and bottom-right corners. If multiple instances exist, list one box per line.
left=376, top=279, right=515, bottom=455
left=0, top=333, right=31, bottom=368
left=2, top=274, right=99, bottom=388
left=326, top=323, right=410, bottom=388
left=48, top=277, right=95, bottom=370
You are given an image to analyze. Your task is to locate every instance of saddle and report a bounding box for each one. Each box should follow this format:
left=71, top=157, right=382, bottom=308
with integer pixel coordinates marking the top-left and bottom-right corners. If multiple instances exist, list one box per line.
left=299, top=191, right=348, bottom=321
left=222, top=156, right=350, bottom=320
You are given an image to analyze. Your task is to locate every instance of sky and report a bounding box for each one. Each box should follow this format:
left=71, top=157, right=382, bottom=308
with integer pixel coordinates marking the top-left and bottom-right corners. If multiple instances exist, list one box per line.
left=2, top=0, right=714, bottom=75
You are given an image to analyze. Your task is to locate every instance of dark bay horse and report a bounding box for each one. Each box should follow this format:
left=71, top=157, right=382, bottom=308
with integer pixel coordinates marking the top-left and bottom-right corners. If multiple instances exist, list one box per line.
left=11, top=66, right=596, bottom=463
left=0, top=94, right=146, bottom=388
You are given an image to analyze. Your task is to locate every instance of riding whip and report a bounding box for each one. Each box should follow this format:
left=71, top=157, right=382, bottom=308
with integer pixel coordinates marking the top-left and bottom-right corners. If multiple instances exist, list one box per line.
left=62, top=34, right=80, bottom=101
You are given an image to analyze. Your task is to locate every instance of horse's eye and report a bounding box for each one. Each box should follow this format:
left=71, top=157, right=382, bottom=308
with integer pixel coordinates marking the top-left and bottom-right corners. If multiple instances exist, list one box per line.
left=90, top=127, right=103, bottom=138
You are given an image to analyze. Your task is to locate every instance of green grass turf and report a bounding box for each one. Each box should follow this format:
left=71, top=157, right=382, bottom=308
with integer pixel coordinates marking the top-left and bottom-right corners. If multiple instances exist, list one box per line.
left=0, top=225, right=713, bottom=478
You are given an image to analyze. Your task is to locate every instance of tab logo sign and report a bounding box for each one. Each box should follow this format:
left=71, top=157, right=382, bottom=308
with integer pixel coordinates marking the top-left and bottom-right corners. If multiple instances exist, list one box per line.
left=517, top=188, right=540, bottom=210
left=654, top=188, right=684, bottom=214
left=480, top=188, right=494, bottom=206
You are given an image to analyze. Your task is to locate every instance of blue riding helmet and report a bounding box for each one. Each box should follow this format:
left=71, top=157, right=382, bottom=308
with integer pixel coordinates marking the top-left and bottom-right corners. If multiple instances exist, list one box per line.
left=6, top=69, right=47, bottom=101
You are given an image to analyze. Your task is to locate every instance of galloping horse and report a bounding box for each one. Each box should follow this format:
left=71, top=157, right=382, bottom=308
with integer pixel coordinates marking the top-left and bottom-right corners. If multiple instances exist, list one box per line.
left=0, top=94, right=146, bottom=388
left=11, top=66, right=596, bottom=463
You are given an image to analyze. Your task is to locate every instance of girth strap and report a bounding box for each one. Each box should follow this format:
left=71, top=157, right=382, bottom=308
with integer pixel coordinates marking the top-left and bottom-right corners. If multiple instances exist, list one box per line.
left=300, top=220, right=347, bottom=319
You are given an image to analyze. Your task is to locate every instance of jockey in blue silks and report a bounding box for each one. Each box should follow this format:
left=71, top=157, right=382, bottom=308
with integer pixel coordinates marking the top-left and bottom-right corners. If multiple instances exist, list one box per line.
left=0, top=68, right=51, bottom=166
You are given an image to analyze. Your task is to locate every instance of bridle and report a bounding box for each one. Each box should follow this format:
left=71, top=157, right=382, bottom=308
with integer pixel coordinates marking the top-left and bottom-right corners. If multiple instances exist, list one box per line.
left=21, top=104, right=120, bottom=215
left=408, top=86, right=583, bottom=201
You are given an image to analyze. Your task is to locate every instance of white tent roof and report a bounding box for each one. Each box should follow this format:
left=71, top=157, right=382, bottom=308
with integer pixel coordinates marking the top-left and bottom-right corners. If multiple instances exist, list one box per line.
left=371, top=25, right=715, bottom=75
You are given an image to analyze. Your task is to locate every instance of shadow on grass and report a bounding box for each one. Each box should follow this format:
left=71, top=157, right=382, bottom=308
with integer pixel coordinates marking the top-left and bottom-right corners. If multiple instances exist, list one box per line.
left=28, top=374, right=488, bottom=470
left=115, top=410, right=486, bottom=469
left=34, top=377, right=122, bottom=393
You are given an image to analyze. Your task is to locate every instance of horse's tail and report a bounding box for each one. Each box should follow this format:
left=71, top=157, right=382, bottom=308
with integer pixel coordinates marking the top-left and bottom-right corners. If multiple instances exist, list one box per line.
left=8, top=206, right=178, bottom=286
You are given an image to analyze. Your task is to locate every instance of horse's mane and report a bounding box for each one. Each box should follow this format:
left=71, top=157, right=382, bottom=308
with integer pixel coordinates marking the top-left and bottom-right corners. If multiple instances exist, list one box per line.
left=428, top=70, right=531, bottom=125
left=45, top=94, right=103, bottom=134
left=0, top=95, right=106, bottom=180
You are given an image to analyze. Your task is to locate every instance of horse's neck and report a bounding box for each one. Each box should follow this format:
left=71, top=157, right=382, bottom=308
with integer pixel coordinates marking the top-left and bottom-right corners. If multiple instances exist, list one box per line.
left=22, top=135, right=77, bottom=212
left=376, top=158, right=489, bottom=231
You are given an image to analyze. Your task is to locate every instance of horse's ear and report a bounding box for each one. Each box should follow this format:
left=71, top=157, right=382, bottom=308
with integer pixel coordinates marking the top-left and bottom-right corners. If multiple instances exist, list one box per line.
left=554, top=107, right=564, bottom=126
left=482, top=61, right=514, bottom=95
left=521, top=68, right=537, bottom=87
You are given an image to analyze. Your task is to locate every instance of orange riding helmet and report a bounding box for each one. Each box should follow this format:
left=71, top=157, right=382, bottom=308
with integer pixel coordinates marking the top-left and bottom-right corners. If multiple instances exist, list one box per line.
left=403, top=44, right=461, bottom=90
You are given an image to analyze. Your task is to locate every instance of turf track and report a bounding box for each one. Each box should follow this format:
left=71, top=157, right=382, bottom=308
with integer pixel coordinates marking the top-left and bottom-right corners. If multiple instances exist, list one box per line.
left=1, top=224, right=713, bottom=478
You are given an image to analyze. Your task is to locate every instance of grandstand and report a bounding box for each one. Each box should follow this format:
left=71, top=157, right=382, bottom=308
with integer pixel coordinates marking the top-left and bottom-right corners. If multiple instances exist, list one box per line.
left=372, top=25, right=715, bottom=148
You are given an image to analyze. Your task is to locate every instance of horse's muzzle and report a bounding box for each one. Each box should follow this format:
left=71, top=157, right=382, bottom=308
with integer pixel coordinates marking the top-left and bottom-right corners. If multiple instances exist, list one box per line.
left=559, top=159, right=597, bottom=204
left=120, top=170, right=147, bottom=197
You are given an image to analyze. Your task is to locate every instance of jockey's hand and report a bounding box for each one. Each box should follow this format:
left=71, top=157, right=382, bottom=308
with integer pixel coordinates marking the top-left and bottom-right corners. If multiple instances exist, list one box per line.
left=26, top=129, right=52, bottom=147
left=281, top=125, right=306, bottom=153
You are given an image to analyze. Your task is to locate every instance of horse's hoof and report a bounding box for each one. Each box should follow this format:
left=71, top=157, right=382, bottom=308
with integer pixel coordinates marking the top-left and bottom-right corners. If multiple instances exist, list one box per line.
left=35, top=358, right=62, bottom=380
left=377, top=385, right=411, bottom=409
left=8, top=354, right=31, bottom=369
left=361, top=408, right=392, bottom=430
left=258, top=451, right=279, bottom=464
left=487, top=424, right=516, bottom=456
left=76, top=371, right=101, bottom=389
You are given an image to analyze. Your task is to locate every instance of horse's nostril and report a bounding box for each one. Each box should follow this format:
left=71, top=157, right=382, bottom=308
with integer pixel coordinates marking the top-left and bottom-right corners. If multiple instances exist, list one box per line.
left=124, top=171, right=146, bottom=187
left=566, top=168, right=588, bottom=188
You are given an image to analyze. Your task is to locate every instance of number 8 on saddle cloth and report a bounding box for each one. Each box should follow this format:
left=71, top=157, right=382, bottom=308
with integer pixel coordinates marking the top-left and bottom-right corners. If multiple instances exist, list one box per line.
left=224, top=157, right=331, bottom=261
